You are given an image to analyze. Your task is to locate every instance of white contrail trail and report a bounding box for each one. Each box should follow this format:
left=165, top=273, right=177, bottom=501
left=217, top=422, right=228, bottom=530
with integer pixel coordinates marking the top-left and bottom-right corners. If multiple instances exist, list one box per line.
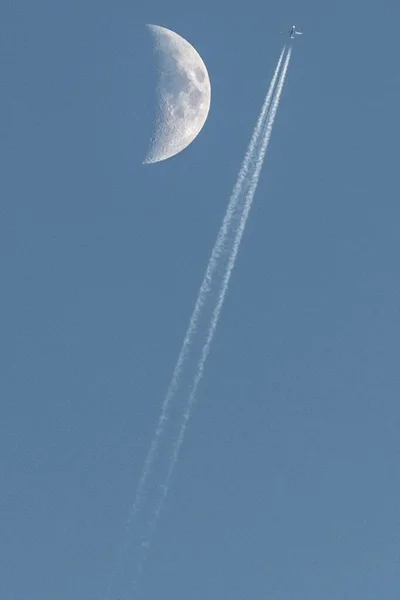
left=129, top=46, right=293, bottom=584
left=120, top=46, right=286, bottom=531
left=105, top=46, right=287, bottom=600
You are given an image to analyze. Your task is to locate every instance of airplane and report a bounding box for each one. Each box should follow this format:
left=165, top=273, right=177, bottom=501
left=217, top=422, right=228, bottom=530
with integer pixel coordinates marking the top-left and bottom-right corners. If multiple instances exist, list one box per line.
left=289, top=25, right=303, bottom=38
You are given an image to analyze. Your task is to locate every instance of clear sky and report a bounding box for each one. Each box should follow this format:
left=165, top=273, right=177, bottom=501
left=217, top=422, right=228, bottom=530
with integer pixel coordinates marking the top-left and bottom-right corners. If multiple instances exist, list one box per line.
left=2, top=0, right=399, bottom=599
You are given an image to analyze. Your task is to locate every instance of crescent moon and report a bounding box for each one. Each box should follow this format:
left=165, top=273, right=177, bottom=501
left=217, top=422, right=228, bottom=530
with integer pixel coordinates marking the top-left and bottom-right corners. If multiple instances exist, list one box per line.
left=143, top=25, right=211, bottom=164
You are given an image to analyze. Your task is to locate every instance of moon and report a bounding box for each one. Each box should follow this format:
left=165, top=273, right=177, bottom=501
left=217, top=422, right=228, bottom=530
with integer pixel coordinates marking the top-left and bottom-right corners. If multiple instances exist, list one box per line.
left=143, top=25, right=211, bottom=164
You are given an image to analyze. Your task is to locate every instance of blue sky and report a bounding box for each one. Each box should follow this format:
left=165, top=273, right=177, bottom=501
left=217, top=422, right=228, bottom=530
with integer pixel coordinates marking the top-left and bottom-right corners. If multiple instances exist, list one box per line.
left=2, top=0, right=399, bottom=599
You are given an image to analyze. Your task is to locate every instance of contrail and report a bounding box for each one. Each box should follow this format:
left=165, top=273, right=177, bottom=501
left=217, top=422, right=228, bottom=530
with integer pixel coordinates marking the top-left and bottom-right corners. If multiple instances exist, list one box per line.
left=105, top=46, right=287, bottom=600
left=129, top=46, right=293, bottom=585
left=116, top=45, right=286, bottom=541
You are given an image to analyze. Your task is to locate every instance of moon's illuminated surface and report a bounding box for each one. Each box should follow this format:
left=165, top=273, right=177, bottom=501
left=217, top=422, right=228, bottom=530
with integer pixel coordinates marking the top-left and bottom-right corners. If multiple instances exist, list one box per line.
left=143, top=24, right=211, bottom=164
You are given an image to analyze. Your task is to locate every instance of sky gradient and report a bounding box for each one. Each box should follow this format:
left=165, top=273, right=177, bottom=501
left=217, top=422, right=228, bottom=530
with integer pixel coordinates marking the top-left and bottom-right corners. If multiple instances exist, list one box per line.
left=2, top=0, right=399, bottom=599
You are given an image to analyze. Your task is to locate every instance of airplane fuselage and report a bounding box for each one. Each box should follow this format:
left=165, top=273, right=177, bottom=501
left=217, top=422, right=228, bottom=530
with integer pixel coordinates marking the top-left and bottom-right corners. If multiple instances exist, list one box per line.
left=289, top=25, right=302, bottom=38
